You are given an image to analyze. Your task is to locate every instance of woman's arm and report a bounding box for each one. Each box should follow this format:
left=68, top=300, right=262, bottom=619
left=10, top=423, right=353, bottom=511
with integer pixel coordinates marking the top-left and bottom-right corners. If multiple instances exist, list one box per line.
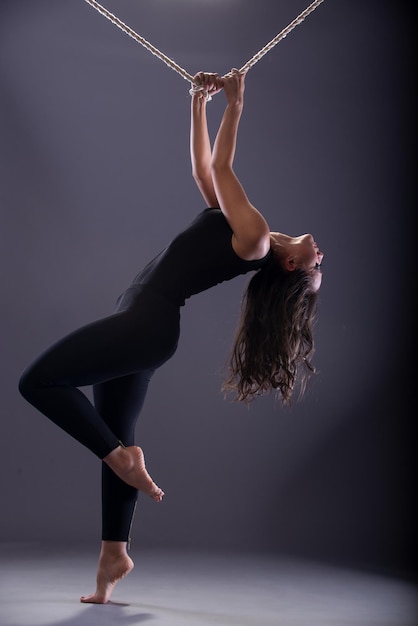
left=190, top=72, right=223, bottom=208
left=211, top=69, right=271, bottom=261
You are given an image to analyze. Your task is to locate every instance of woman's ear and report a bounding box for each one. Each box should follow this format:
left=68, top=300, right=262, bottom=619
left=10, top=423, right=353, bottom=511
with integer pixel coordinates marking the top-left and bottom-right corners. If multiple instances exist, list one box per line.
left=284, top=256, right=297, bottom=272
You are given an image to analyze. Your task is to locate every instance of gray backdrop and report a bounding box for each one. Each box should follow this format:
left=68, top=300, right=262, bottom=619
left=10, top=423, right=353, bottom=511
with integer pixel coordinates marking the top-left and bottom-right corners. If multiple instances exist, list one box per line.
left=1, top=0, right=414, bottom=575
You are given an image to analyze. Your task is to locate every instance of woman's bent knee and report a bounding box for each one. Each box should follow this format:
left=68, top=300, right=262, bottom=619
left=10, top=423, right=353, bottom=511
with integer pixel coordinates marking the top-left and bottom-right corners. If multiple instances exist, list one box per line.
left=18, top=365, right=41, bottom=401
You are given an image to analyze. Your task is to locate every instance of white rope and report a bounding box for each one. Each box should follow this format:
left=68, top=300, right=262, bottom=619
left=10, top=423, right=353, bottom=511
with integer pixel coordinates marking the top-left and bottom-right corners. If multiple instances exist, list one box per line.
left=82, top=0, right=195, bottom=82
left=82, top=0, right=325, bottom=86
left=239, top=0, right=325, bottom=73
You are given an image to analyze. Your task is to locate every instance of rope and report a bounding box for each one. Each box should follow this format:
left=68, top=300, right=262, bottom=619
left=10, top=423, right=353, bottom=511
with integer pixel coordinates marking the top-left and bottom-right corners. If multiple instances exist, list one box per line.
left=82, top=0, right=195, bottom=82
left=82, top=0, right=325, bottom=85
left=239, top=0, right=325, bottom=73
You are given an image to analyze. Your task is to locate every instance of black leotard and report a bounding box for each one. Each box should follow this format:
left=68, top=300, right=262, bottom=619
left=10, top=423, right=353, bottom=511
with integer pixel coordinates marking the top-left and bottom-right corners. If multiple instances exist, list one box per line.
left=18, top=208, right=271, bottom=541
left=117, top=207, right=271, bottom=309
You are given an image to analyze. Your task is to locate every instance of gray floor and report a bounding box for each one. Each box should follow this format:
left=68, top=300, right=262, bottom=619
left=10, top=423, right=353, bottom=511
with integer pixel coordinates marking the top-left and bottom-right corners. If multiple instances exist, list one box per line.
left=0, top=543, right=417, bottom=626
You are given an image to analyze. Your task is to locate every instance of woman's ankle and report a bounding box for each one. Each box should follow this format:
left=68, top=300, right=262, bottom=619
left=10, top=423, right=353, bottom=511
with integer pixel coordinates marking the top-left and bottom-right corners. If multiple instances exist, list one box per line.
left=100, top=540, right=128, bottom=557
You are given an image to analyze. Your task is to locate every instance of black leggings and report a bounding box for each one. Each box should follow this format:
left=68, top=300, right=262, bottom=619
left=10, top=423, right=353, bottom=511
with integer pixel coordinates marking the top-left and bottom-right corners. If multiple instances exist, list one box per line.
left=18, top=286, right=180, bottom=542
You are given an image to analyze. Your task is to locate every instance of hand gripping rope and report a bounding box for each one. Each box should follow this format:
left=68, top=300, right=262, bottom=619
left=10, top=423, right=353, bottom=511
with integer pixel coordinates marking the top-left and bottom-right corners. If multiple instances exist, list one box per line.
left=82, top=0, right=325, bottom=98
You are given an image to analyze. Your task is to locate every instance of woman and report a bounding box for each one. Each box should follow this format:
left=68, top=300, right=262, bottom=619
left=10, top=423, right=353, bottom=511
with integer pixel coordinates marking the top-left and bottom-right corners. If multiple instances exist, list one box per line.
left=18, top=69, right=324, bottom=603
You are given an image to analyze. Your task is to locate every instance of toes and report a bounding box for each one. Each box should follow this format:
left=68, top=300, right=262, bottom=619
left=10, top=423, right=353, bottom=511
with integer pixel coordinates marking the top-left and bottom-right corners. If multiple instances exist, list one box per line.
left=80, top=593, right=108, bottom=604
left=80, top=595, right=95, bottom=604
left=153, top=488, right=164, bottom=501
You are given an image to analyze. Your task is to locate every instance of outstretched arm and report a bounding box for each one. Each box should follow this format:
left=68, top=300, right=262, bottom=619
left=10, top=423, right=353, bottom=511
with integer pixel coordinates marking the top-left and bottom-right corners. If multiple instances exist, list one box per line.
left=211, top=69, right=271, bottom=261
left=190, top=72, right=222, bottom=208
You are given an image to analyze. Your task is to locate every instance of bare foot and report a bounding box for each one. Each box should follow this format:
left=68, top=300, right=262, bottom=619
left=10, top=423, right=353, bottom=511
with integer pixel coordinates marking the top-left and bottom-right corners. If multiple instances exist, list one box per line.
left=80, top=546, right=134, bottom=604
left=104, top=445, right=164, bottom=502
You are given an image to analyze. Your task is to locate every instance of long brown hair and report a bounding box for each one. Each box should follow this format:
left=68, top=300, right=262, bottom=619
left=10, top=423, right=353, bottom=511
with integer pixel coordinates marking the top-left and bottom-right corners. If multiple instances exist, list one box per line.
left=222, top=257, right=319, bottom=405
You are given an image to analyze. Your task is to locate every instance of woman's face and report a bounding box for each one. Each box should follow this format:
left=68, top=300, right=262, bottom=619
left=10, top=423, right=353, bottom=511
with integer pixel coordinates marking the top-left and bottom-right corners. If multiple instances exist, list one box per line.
left=294, top=234, right=324, bottom=269
left=270, top=232, right=324, bottom=291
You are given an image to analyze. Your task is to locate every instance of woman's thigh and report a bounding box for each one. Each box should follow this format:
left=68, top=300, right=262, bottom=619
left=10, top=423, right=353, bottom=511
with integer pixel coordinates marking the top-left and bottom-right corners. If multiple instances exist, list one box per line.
left=21, top=303, right=179, bottom=390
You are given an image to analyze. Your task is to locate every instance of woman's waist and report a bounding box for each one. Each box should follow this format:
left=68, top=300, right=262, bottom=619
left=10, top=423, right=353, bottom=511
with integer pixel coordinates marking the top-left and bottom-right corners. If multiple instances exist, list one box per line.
left=115, top=282, right=181, bottom=315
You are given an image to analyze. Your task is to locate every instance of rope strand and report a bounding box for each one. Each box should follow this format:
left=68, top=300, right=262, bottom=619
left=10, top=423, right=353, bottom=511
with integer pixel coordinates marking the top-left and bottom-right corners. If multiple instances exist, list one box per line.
left=239, top=0, right=325, bottom=73
left=82, top=0, right=325, bottom=85
left=82, top=0, right=194, bottom=82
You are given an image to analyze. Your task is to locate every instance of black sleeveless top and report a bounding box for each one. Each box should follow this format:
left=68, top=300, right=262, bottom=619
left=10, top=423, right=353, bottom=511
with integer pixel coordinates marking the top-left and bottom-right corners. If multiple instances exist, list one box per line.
left=129, top=208, right=272, bottom=307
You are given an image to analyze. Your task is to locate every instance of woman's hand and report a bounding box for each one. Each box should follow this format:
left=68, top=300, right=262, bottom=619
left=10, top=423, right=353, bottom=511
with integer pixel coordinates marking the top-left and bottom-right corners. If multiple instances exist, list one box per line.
left=191, top=72, right=224, bottom=100
left=222, top=68, right=246, bottom=105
